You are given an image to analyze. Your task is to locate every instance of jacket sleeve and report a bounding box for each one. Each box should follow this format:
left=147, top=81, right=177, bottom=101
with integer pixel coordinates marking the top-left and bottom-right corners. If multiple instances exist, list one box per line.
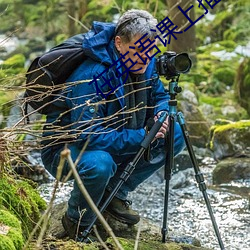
left=65, top=62, right=146, bottom=156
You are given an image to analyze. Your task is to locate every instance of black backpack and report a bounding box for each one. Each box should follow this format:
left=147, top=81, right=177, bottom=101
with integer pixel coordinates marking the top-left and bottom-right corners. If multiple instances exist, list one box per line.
left=24, top=34, right=87, bottom=115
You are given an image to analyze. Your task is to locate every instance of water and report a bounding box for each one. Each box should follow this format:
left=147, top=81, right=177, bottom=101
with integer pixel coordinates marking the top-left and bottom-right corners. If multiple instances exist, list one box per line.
left=38, top=157, right=250, bottom=250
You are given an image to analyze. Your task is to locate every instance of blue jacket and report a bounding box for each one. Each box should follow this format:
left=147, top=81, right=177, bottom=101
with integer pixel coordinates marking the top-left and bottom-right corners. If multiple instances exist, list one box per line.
left=44, top=21, right=170, bottom=156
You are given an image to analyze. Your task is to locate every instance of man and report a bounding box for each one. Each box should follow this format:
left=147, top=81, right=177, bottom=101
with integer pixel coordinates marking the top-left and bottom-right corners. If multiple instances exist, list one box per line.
left=41, top=9, right=185, bottom=241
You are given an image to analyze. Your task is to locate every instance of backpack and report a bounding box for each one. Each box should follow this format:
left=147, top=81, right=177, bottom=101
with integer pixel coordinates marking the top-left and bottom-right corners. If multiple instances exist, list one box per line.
left=24, top=34, right=87, bottom=115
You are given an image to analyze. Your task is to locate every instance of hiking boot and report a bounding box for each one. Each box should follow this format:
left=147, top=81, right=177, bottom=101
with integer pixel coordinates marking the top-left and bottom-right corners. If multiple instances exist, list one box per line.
left=61, top=213, right=97, bottom=243
left=105, top=196, right=140, bottom=225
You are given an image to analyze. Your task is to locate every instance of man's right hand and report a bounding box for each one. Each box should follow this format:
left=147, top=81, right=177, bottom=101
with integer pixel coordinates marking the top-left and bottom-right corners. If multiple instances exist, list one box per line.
left=154, top=112, right=169, bottom=139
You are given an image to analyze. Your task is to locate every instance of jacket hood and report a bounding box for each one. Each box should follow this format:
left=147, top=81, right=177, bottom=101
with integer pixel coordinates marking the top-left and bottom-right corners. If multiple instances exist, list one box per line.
left=82, top=21, right=116, bottom=65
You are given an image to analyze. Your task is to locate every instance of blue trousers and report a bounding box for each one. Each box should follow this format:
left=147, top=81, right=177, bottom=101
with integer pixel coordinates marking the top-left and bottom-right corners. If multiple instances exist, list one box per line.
left=41, top=123, right=185, bottom=226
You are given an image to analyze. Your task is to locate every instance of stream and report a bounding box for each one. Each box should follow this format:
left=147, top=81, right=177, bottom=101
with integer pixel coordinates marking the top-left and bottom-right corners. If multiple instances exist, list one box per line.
left=1, top=33, right=249, bottom=250
left=38, top=155, right=250, bottom=250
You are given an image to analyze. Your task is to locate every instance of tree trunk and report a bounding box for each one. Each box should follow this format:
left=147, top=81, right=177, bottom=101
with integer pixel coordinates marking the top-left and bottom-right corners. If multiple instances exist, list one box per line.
left=67, top=0, right=77, bottom=36
left=167, top=0, right=196, bottom=61
left=78, top=0, right=88, bottom=20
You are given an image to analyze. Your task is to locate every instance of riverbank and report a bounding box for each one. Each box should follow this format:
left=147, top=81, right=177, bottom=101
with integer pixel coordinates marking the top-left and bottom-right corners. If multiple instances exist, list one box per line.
left=38, top=155, right=250, bottom=250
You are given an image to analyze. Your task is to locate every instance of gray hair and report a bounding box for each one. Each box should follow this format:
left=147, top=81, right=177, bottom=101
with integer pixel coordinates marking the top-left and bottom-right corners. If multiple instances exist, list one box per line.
left=115, top=9, right=158, bottom=43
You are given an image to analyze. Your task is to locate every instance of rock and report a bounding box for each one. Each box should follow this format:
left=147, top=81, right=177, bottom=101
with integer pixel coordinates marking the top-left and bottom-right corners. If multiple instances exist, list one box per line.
left=181, top=89, right=199, bottom=105
left=170, top=169, right=193, bottom=189
left=213, top=157, right=250, bottom=184
left=209, top=120, right=250, bottom=160
left=179, top=100, right=211, bottom=148
left=221, top=105, right=237, bottom=116
left=44, top=202, right=211, bottom=250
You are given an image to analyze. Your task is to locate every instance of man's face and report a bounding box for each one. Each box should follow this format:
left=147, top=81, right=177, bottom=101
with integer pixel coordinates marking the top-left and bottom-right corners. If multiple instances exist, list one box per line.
left=115, top=35, right=156, bottom=74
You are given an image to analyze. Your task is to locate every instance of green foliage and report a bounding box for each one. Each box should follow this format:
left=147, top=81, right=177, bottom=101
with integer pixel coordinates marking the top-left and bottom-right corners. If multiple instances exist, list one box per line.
left=213, top=67, right=235, bottom=86
left=0, top=54, right=26, bottom=86
left=0, top=175, right=47, bottom=238
left=1, top=54, right=25, bottom=69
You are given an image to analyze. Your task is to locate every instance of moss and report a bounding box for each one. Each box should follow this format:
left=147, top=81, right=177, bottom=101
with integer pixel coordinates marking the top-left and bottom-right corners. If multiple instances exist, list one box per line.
left=1, top=54, right=25, bottom=69
left=217, top=40, right=237, bottom=52
left=0, top=54, right=26, bottom=86
left=7, top=228, right=24, bottom=249
left=213, top=120, right=250, bottom=133
left=0, top=209, right=21, bottom=229
left=0, top=235, right=16, bottom=250
left=106, top=237, right=209, bottom=250
left=0, top=209, right=24, bottom=249
left=213, top=67, right=235, bottom=86
left=199, top=95, right=224, bottom=107
left=0, top=175, right=46, bottom=239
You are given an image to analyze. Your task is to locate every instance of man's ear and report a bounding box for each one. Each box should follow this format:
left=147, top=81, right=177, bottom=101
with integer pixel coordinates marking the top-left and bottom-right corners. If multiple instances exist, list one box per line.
left=115, top=36, right=122, bottom=52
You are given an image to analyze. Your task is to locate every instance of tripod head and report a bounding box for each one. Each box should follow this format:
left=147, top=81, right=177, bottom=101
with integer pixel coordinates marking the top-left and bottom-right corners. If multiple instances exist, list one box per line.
left=168, top=76, right=182, bottom=100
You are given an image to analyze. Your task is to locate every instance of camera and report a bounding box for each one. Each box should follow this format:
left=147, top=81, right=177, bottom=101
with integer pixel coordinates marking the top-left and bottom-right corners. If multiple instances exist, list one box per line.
left=156, top=51, right=192, bottom=79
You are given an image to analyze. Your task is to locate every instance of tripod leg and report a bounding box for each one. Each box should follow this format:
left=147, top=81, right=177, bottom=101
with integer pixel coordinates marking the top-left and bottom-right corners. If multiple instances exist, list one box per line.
left=177, top=112, right=225, bottom=250
left=81, top=112, right=168, bottom=240
left=162, top=114, right=175, bottom=243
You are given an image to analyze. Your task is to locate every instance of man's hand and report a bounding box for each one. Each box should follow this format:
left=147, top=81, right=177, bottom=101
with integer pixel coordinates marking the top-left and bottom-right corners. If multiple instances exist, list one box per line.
left=154, top=111, right=169, bottom=139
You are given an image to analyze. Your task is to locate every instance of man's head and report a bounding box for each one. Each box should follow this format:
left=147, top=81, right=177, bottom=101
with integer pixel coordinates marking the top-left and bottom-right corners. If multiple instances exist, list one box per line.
left=114, top=9, right=158, bottom=74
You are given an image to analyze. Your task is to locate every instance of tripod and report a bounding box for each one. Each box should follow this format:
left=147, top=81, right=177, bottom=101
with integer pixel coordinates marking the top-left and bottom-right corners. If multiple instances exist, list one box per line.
left=162, top=77, right=225, bottom=249
left=82, top=77, right=225, bottom=250
left=81, top=110, right=168, bottom=241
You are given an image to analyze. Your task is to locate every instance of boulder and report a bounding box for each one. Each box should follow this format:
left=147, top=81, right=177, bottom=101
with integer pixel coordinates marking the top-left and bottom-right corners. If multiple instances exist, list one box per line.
left=209, top=120, right=250, bottom=160
left=213, top=157, right=250, bottom=184
left=43, top=202, right=211, bottom=250
left=179, top=100, right=211, bottom=148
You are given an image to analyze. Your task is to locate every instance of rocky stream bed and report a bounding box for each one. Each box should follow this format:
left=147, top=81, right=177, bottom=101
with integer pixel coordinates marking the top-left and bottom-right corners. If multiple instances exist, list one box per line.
left=38, top=155, right=250, bottom=250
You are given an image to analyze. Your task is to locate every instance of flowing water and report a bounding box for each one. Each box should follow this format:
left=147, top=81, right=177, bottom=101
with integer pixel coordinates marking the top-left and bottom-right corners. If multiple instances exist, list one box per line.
left=38, top=156, right=250, bottom=250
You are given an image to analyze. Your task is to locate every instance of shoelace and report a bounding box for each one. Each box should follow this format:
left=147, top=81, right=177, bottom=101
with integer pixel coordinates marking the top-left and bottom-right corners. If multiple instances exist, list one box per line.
left=123, top=199, right=132, bottom=209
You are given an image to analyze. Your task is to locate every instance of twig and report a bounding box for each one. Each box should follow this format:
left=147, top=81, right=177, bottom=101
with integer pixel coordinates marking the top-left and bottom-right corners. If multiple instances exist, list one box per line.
left=68, top=14, right=90, bottom=31
left=134, top=217, right=142, bottom=250
left=93, top=225, right=110, bottom=250
left=22, top=154, right=65, bottom=249
left=61, top=148, right=124, bottom=250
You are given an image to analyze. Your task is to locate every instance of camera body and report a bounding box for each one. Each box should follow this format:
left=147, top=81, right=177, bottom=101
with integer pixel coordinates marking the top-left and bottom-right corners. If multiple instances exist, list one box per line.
left=156, top=51, right=192, bottom=79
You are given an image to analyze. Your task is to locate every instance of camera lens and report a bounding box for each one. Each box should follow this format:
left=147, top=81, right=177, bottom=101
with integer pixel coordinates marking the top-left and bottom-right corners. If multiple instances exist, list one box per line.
left=174, top=53, right=192, bottom=73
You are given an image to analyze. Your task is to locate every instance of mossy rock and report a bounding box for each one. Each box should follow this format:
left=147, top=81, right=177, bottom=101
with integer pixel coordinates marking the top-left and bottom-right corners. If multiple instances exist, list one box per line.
left=0, top=175, right=47, bottom=239
left=209, top=120, right=250, bottom=160
left=106, top=237, right=210, bottom=250
left=213, top=157, right=250, bottom=184
left=28, top=237, right=211, bottom=250
left=0, top=209, right=24, bottom=250
left=199, top=92, right=249, bottom=122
